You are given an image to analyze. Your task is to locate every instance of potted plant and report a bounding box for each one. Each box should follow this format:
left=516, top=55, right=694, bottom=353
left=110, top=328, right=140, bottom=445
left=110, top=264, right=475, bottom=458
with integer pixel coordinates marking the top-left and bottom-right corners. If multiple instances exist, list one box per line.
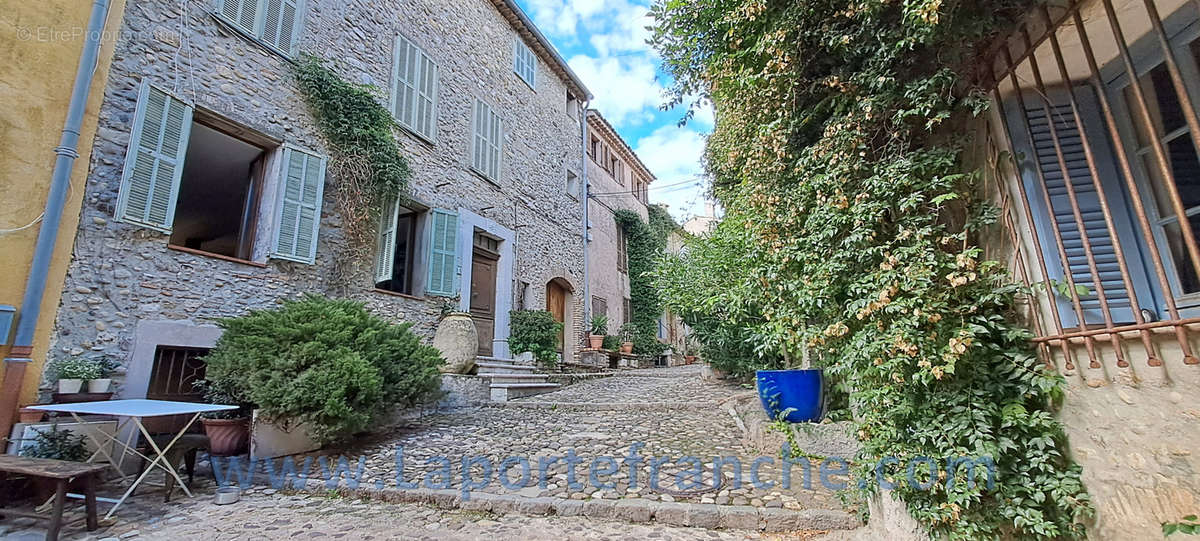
left=87, top=356, right=119, bottom=393
left=756, top=347, right=824, bottom=423
left=21, top=425, right=92, bottom=499
left=618, top=323, right=637, bottom=354
left=49, top=357, right=101, bottom=394
left=194, top=379, right=251, bottom=456
left=684, top=344, right=698, bottom=364
left=588, top=315, right=608, bottom=349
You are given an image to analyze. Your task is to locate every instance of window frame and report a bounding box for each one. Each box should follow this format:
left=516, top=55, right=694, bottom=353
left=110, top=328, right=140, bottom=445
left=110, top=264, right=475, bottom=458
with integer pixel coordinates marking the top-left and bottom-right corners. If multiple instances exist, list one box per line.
left=215, top=0, right=306, bottom=58
left=390, top=34, right=440, bottom=144
left=513, top=38, right=537, bottom=90
left=470, top=98, right=503, bottom=183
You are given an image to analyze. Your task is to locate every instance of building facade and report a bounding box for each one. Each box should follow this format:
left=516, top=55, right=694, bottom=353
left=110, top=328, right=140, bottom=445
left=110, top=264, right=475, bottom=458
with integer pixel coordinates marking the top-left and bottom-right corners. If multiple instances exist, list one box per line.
left=981, top=0, right=1200, bottom=537
left=44, top=0, right=592, bottom=402
left=584, top=111, right=654, bottom=336
left=0, top=0, right=127, bottom=434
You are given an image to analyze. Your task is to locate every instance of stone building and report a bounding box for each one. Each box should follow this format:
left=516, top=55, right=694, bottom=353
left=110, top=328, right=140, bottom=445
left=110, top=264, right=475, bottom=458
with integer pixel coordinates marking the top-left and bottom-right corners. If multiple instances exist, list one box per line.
left=584, top=110, right=654, bottom=334
left=45, top=0, right=592, bottom=401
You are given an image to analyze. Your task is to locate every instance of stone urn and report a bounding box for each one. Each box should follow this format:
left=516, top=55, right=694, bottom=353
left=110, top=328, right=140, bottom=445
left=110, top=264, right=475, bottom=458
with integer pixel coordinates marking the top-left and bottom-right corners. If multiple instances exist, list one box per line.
left=433, top=312, right=478, bottom=374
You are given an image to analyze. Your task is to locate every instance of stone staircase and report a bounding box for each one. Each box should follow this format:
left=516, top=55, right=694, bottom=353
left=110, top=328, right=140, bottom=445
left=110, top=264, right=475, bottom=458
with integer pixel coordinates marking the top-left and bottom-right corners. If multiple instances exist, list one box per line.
left=475, top=356, right=560, bottom=402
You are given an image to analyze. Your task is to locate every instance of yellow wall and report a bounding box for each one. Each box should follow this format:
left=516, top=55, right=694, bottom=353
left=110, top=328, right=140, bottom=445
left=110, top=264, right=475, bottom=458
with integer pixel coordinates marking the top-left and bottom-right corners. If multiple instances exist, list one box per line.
left=0, top=0, right=125, bottom=406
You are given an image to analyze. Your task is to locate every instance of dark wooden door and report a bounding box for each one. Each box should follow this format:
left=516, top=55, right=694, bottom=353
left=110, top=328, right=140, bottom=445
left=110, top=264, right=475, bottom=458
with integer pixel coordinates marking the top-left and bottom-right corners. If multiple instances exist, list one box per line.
left=547, top=281, right=567, bottom=353
left=470, top=248, right=498, bottom=356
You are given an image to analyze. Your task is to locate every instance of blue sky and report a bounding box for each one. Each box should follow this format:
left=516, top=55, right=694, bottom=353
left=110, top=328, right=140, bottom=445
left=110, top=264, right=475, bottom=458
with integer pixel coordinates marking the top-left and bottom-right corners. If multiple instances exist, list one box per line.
left=514, top=0, right=713, bottom=222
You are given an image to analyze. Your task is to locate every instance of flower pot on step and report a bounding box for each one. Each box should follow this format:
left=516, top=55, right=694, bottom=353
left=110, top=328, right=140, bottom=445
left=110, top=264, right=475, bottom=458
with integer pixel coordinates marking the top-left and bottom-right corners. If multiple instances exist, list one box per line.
left=203, top=418, right=250, bottom=456
left=87, top=378, right=112, bottom=393
left=620, top=342, right=634, bottom=354
left=756, top=369, right=825, bottom=423
left=57, top=379, right=83, bottom=394
left=588, top=334, right=604, bottom=349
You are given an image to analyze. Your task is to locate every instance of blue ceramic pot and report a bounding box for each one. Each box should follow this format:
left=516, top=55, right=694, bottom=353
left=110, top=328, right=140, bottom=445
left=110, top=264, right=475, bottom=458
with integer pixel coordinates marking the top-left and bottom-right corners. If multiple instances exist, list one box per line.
left=756, top=369, right=824, bottom=423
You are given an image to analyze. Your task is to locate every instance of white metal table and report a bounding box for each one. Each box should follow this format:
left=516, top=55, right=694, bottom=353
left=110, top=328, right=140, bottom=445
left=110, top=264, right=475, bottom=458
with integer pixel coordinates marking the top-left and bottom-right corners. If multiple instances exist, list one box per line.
left=28, top=399, right=237, bottom=518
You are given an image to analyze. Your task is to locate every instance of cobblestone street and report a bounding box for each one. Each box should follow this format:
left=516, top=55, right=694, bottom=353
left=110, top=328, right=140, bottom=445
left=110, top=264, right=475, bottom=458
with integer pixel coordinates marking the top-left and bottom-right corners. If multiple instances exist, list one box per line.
left=1, top=365, right=857, bottom=540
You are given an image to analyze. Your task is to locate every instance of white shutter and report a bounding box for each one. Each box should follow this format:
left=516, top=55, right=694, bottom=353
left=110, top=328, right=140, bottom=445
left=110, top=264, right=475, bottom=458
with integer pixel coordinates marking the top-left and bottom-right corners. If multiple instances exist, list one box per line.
left=390, top=35, right=439, bottom=141
left=220, top=0, right=259, bottom=32
left=261, top=0, right=301, bottom=54
left=426, top=209, right=459, bottom=297
left=272, top=147, right=326, bottom=264
left=471, top=100, right=501, bottom=181
left=116, top=82, right=192, bottom=232
left=375, top=197, right=401, bottom=283
left=514, top=39, right=536, bottom=88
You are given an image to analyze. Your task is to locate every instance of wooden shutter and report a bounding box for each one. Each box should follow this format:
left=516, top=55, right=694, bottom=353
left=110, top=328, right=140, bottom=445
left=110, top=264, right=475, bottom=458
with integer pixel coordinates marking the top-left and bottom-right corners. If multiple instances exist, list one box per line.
left=261, top=0, right=301, bottom=54
left=514, top=39, right=536, bottom=88
left=220, top=0, right=258, bottom=32
left=116, top=83, right=192, bottom=232
left=272, top=147, right=326, bottom=264
left=375, top=197, right=400, bottom=283
left=426, top=209, right=459, bottom=296
left=391, top=35, right=439, bottom=141
left=1019, top=87, right=1152, bottom=326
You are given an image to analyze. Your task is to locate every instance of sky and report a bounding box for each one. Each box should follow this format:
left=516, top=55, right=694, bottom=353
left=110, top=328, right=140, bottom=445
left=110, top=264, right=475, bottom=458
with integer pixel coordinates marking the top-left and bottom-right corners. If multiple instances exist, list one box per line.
left=514, top=0, right=714, bottom=222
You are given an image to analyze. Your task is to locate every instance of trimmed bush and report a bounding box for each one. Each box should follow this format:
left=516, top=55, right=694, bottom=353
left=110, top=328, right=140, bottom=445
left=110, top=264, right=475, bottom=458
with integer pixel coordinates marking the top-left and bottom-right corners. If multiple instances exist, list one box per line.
left=508, top=310, right=562, bottom=366
left=202, top=294, right=443, bottom=445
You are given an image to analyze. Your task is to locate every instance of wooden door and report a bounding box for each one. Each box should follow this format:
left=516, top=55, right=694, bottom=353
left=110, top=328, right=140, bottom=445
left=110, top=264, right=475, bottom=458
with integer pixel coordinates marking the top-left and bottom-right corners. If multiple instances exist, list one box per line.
left=547, top=281, right=567, bottom=353
left=470, top=248, right=498, bottom=356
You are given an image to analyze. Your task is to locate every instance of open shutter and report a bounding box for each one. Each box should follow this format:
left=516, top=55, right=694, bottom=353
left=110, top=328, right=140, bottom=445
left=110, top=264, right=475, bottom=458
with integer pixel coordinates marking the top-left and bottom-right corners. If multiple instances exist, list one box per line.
left=261, top=0, right=301, bottom=54
left=1017, top=86, right=1154, bottom=326
left=375, top=197, right=400, bottom=283
left=220, top=0, right=259, bottom=33
left=272, top=147, right=326, bottom=264
left=116, top=83, right=192, bottom=232
left=426, top=209, right=459, bottom=296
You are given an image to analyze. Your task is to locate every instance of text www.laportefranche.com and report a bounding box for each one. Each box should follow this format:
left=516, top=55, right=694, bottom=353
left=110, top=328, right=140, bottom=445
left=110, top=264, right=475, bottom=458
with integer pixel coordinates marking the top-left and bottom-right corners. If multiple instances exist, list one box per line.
left=209, top=443, right=996, bottom=499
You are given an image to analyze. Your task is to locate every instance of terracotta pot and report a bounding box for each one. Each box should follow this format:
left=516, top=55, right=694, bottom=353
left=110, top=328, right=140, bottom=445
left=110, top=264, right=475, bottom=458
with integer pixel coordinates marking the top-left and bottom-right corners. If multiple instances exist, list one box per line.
left=685, top=355, right=697, bottom=364
left=57, top=379, right=83, bottom=394
left=433, top=312, right=478, bottom=374
left=620, top=342, right=634, bottom=354
left=18, top=408, right=43, bottom=424
left=203, top=418, right=250, bottom=456
left=87, top=378, right=112, bottom=393
left=588, top=334, right=604, bottom=349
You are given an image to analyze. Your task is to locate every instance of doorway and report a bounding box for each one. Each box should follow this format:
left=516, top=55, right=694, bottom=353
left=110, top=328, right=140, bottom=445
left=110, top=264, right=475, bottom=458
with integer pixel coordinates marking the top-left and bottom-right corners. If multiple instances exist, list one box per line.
left=470, top=233, right=501, bottom=356
left=546, top=280, right=568, bottom=356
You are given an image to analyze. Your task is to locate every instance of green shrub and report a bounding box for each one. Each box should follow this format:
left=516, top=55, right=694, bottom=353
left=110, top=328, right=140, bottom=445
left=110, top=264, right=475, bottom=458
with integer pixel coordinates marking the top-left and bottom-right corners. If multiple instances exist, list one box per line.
left=202, top=294, right=443, bottom=445
left=508, top=310, right=562, bottom=366
left=22, top=426, right=88, bottom=461
left=601, top=335, right=621, bottom=351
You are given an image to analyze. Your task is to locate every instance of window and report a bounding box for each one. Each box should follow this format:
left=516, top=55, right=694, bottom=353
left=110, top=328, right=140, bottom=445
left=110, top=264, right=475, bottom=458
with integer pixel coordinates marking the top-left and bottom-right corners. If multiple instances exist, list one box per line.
left=115, top=82, right=327, bottom=264
left=426, top=209, right=460, bottom=297
left=612, top=157, right=624, bottom=185
left=514, top=38, right=537, bottom=89
left=617, top=224, right=628, bottom=273
left=391, top=35, right=439, bottom=142
left=375, top=199, right=422, bottom=295
left=622, top=297, right=632, bottom=324
left=592, top=296, right=608, bottom=321
left=218, top=0, right=305, bottom=55
left=567, top=92, right=579, bottom=119
left=147, top=346, right=208, bottom=402
left=566, top=170, right=580, bottom=200
left=589, top=136, right=599, bottom=160
left=472, top=99, right=502, bottom=182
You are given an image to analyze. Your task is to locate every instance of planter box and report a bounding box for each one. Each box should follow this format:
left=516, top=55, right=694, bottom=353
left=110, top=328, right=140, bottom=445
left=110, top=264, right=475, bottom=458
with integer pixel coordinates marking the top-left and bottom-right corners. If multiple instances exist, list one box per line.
left=249, top=411, right=319, bottom=460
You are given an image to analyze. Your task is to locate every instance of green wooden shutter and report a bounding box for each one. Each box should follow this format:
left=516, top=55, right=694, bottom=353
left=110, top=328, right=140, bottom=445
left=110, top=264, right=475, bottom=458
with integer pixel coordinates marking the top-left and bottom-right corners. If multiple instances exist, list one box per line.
left=116, top=83, right=192, bottom=232
left=426, top=209, right=459, bottom=296
left=375, top=197, right=400, bottom=283
left=272, top=147, right=326, bottom=264
left=261, top=0, right=301, bottom=54
left=220, top=0, right=259, bottom=33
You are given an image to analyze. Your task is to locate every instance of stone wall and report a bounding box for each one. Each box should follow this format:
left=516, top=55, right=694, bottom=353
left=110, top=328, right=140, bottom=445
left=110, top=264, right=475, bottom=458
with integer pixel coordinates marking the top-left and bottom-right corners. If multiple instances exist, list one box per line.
left=46, top=0, right=585, bottom=396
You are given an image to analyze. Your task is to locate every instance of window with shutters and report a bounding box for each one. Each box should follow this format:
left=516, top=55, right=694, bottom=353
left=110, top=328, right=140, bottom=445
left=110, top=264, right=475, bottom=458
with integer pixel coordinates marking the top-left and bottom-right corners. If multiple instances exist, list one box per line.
left=471, top=99, right=502, bottom=182
left=592, top=296, right=608, bottom=321
left=514, top=38, right=537, bottom=89
left=218, top=0, right=305, bottom=56
left=426, top=209, right=460, bottom=297
left=116, top=82, right=327, bottom=266
left=390, top=35, right=439, bottom=143
left=375, top=199, right=423, bottom=296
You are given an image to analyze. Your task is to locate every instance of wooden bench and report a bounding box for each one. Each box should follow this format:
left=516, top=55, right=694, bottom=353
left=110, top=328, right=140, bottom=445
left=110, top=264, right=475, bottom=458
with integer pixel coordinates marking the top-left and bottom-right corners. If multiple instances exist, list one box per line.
left=0, top=454, right=107, bottom=541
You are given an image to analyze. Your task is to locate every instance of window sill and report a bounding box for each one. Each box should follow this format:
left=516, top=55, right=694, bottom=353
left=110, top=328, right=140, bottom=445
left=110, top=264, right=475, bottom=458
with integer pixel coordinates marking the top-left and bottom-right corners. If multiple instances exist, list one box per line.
left=469, top=167, right=503, bottom=189
left=396, top=122, right=437, bottom=146
left=371, top=288, right=426, bottom=302
left=167, top=244, right=267, bottom=268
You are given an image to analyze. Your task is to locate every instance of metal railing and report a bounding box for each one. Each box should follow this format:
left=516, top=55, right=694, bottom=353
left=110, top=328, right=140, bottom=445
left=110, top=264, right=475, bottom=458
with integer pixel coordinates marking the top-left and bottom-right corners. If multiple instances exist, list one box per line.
left=983, top=0, right=1200, bottom=370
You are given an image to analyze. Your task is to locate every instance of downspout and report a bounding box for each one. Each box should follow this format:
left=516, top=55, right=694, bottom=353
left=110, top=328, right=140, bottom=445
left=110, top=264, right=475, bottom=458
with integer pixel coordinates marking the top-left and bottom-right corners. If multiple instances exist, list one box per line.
left=1, top=0, right=113, bottom=438
left=581, top=105, right=591, bottom=331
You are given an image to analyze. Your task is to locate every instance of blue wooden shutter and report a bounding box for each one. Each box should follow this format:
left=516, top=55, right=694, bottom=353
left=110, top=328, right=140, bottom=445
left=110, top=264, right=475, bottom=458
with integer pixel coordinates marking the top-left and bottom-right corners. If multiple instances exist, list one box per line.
left=116, top=83, right=192, bottom=232
left=426, top=209, right=459, bottom=296
left=220, top=0, right=259, bottom=33
left=1017, top=86, right=1156, bottom=326
left=272, top=147, right=326, bottom=264
left=261, top=0, right=301, bottom=54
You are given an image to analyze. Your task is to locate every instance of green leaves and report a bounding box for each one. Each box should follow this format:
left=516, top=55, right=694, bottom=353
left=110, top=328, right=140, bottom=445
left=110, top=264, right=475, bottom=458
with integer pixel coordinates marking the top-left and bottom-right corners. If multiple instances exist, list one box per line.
left=1164, top=515, right=1200, bottom=536
left=509, top=310, right=564, bottom=367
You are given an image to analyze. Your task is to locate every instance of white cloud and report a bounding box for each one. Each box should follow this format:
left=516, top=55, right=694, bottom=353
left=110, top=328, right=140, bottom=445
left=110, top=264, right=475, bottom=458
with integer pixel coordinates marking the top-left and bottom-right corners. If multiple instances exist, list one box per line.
left=524, top=0, right=612, bottom=37
left=588, top=4, right=654, bottom=57
left=634, top=125, right=711, bottom=221
left=568, top=54, right=665, bottom=127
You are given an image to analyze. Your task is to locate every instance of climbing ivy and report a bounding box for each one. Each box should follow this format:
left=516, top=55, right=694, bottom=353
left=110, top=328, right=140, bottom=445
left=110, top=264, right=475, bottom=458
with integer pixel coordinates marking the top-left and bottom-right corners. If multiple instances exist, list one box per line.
left=293, top=55, right=411, bottom=278
left=613, top=208, right=675, bottom=355
left=650, top=0, right=1091, bottom=538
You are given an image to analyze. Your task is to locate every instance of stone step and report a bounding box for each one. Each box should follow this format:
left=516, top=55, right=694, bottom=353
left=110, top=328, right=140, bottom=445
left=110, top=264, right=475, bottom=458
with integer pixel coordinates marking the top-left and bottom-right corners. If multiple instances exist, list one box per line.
left=489, top=382, right=561, bottom=402
left=480, top=373, right=553, bottom=384
left=475, top=361, right=538, bottom=374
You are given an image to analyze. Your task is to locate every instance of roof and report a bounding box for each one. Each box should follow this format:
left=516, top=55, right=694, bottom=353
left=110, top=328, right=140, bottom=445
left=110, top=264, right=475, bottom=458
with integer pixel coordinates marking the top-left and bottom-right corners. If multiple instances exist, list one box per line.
left=489, top=0, right=593, bottom=101
left=586, top=110, right=656, bottom=183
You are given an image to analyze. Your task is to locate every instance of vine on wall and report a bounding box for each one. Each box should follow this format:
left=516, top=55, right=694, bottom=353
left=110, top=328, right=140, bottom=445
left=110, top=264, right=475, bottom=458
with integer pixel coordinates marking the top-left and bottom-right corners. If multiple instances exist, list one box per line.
left=613, top=208, right=673, bottom=355
left=650, top=0, right=1091, bottom=538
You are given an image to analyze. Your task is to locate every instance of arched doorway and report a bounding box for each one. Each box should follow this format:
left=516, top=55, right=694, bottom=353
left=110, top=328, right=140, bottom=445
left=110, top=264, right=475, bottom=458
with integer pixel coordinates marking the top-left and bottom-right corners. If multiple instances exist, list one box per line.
left=546, top=278, right=572, bottom=358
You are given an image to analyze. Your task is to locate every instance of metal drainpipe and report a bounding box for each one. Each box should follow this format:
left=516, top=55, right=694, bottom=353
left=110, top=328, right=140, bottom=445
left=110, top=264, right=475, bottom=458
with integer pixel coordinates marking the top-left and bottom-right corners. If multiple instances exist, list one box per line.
left=1, top=0, right=113, bottom=438
left=580, top=104, right=591, bottom=332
